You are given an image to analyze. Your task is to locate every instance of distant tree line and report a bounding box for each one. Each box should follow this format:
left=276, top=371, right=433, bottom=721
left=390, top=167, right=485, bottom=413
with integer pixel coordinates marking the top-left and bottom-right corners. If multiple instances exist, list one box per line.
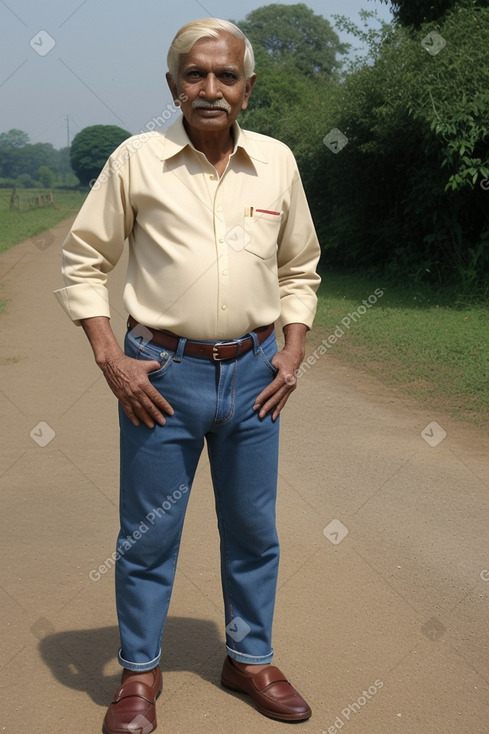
left=0, top=129, right=77, bottom=188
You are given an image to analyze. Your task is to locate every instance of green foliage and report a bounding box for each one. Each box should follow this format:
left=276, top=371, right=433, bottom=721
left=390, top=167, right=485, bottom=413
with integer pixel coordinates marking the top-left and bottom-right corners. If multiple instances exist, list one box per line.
left=376, top=0, right=489, bottom=27
left=69, top=125, right=132, bottom=186
left=238, top=2, right=489, bottom=293
left=0, top=129, right=29, bottom=148
left=235, top=3, right=348, bottom=78
left=317, top=5, right=489, bottom=291
left=38, top=165, right=56, bottom=188
left=16, top=173, right=38, bottom=188
left=0, top=129, right=75, bottom=184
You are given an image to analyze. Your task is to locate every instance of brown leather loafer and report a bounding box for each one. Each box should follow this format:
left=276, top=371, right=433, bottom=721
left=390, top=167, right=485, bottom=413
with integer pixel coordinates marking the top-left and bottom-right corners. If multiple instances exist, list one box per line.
left=102, top=667, right=162, bottom=734
left=221, top=656, right=312, bottom=721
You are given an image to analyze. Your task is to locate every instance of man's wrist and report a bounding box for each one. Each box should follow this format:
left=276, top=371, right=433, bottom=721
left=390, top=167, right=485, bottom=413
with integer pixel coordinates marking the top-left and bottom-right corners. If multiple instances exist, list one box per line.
left=80, top=316, right=124, bottom=368
left=282, top=323, right=307, bottom=359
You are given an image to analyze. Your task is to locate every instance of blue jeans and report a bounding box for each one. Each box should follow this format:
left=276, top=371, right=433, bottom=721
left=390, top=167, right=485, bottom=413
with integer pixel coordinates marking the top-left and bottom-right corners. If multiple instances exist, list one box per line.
left=115, top=326, right=280, bottom=672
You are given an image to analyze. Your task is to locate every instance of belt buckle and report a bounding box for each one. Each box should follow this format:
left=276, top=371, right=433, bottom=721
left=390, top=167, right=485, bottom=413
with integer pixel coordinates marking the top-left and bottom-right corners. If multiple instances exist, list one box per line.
left=212, top=340, right=239, bottom=361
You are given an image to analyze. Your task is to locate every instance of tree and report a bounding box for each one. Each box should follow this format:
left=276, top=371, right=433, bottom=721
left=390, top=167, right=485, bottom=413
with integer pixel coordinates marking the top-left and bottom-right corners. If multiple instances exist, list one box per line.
left=0, top=129, right=29, bottom=148
left=315, top=4, right=489, bottom=290
left=376, top=0, right=489, bottom=27
left=70, top=125, right=132, bottom=186
left=38, top=165, right=56, bottom=188
left=16, top=173, right=38, bottom=188
left=235, top=3, right=348, bottom=78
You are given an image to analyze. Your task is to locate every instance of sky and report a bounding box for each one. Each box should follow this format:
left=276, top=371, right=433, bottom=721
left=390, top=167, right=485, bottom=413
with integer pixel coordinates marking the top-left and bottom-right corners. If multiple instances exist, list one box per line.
left=0, top=0, right=392, bottom=150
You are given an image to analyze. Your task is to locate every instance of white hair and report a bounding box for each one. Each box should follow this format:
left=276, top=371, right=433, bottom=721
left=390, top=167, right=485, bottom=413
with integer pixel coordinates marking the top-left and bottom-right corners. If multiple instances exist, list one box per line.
left=167, top=18, right=255, bottom=81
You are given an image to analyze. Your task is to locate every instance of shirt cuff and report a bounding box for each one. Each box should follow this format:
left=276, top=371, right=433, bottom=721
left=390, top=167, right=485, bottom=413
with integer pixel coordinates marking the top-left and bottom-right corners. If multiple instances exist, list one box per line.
left=54, top=284, right=111, bottom=326
left=279, top=294, right=318, bottom=331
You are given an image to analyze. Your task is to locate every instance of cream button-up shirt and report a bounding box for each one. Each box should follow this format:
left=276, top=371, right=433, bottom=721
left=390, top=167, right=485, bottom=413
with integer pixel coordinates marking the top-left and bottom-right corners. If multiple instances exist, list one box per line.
left=54, top=116, right=321, bottom=341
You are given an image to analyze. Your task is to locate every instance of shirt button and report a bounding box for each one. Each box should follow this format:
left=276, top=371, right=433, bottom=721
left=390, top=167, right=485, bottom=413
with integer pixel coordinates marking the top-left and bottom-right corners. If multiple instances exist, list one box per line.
left=217, top=205, right=223, bottom=212
left=221, top=304, right=227, bottom=310
left=210, top=174, right=216, bottom=181
left=219, top=238, right=224, bottom=244
left=222, top=270, right=228, bottom=276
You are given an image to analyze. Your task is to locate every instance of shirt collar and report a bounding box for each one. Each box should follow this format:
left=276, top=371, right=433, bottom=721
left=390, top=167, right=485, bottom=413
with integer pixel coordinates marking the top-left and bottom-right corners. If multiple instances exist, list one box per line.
left=158, top=115, right=269, bottom=165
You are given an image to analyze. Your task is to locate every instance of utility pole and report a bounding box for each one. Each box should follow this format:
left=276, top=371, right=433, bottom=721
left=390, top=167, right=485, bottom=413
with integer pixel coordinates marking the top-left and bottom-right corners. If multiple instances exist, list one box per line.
left=65, top=114, right=70, bottom=148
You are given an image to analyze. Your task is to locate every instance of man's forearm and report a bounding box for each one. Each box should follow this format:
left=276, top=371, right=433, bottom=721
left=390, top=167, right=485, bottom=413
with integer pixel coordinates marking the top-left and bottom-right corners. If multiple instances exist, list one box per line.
left=80, top=316, right=124, bottom=368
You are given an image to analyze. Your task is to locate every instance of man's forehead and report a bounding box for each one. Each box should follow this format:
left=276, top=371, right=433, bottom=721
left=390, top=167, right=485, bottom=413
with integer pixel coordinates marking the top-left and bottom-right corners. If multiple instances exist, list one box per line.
left=179, top=33, right=246, bottom=68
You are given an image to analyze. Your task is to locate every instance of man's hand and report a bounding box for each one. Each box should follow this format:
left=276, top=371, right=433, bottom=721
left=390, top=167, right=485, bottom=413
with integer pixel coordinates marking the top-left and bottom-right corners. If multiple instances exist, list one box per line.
left=253, top=323, right=307, bottom=421
left=80, top=316, right=174, bottom=428
left=101, top=354, right=174, bottom=428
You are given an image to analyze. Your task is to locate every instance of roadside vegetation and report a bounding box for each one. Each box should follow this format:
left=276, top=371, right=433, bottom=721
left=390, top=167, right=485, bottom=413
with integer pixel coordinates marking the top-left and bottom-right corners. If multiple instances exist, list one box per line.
left=0, top=188, right=86, bottom=253
left=314, top=271, right=488, bottom=427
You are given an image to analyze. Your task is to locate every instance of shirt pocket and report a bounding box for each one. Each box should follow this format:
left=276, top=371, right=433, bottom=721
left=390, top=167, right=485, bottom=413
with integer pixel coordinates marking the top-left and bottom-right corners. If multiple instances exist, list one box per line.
left=244, top=210, right=283, bottom=260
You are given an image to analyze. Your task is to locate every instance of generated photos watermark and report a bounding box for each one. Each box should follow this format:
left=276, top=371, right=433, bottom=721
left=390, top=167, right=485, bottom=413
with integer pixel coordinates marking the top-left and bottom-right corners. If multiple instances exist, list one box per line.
left=30, top=30, right=56, bottom=57
left=226, top=616, right=252, bottom=642
left=30, top=421, right=56, bottom=447
left=323, top=519, right=349, bottom=545
left=323, top=128, right=349, bottom=154
left=421, top=31, right=446, bottom=56
left=291, top=289, right=384, bottom=383
left=322, top=679, right=384, bottom=733
left=89, top=483, right=189, bottom=581
left=89, top=93, right=188, bottom=191
left=421, top=421, right=447, bottom=447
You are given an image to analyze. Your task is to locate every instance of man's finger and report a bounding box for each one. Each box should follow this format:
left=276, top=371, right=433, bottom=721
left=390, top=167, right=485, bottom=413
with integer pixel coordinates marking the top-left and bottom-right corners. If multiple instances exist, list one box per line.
left=253, top=376, right=281, bottom=412
left=254, top=372, right=295, bottom=411
left=254, top=381, right=296, bottom=419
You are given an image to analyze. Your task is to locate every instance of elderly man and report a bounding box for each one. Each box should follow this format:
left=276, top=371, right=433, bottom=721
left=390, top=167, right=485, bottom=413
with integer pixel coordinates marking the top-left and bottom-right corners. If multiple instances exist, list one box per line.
left=55, top=18, right=321, bottom=733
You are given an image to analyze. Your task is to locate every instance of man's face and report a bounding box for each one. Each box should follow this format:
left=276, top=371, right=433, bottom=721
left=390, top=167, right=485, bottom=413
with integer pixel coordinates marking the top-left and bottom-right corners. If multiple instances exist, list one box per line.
left=167, top=32, right=256, bottom=135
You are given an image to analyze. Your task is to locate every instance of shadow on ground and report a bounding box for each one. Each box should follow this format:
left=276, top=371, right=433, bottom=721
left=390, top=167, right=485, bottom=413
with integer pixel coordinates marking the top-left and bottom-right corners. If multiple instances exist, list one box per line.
left=39, top=617, right=222, bottom=706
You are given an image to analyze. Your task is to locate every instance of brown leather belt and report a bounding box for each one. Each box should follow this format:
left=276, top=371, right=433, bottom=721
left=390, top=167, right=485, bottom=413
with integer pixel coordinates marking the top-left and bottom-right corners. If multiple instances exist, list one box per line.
left=127, top=316, right=274, bottom=361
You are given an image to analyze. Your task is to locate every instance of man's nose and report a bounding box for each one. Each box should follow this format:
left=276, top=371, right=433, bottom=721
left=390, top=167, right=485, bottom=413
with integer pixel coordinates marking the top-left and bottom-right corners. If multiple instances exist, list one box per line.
left=200, top=73, right=221, bottom=99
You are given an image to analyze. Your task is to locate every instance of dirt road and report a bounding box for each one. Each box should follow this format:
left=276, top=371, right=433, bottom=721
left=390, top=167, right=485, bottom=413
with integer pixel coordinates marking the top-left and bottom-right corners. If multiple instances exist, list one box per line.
left=1, top=217, right=488, bottom=733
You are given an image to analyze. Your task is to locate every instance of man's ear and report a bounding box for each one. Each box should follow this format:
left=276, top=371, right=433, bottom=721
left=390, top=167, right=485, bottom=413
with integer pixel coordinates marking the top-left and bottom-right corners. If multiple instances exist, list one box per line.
left=166, top=72, right=179, bottom=102
left=241, top=73, right=257, bottom=111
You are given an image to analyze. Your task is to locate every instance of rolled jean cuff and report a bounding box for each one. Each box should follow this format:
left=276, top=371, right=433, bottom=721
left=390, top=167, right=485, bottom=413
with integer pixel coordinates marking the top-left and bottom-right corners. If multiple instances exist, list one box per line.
left=118, top=648, right=161, bottom=672
left=226, top=646, right=274, bottom=665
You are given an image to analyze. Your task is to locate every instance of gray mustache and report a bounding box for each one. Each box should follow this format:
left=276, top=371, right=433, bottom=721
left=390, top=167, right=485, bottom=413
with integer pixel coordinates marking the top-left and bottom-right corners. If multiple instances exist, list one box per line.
left=192, top=98, right=232, bottom=112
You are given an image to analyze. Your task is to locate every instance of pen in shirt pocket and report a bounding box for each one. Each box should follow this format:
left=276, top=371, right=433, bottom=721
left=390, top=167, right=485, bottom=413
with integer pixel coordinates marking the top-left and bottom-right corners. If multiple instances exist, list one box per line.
left=244, top=207, right=281, bottom=217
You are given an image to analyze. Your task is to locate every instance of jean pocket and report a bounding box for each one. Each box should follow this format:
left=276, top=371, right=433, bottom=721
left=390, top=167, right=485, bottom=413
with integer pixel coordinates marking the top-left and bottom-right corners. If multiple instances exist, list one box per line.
left=257, top=333, right=279, bottom=377
left=124, top=332, right=174, bottom=378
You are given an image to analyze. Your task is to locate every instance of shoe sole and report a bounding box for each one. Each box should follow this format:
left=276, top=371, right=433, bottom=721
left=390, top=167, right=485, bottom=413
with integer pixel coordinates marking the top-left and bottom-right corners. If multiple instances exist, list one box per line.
left=221, top=678, right=312, bottom=722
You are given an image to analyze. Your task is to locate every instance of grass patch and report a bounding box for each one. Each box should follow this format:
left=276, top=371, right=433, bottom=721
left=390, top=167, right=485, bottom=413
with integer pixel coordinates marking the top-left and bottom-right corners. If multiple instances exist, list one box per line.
left=313, top=272, right=489, bottom=427
left=0, top=188, right=87, bottom=253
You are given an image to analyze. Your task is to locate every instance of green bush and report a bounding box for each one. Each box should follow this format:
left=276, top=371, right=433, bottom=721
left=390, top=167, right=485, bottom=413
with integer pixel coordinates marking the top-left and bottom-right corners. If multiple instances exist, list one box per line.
left=316, top=5, right=489, bottom=292
left=16, top=173, right=39, bottom=188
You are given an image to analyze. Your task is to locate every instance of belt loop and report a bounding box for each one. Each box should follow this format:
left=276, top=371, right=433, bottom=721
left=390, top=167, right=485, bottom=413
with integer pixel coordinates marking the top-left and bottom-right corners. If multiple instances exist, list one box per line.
left=173, top=337, right=187, bottom=363
left=250, top=331, right=260, bottom=356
